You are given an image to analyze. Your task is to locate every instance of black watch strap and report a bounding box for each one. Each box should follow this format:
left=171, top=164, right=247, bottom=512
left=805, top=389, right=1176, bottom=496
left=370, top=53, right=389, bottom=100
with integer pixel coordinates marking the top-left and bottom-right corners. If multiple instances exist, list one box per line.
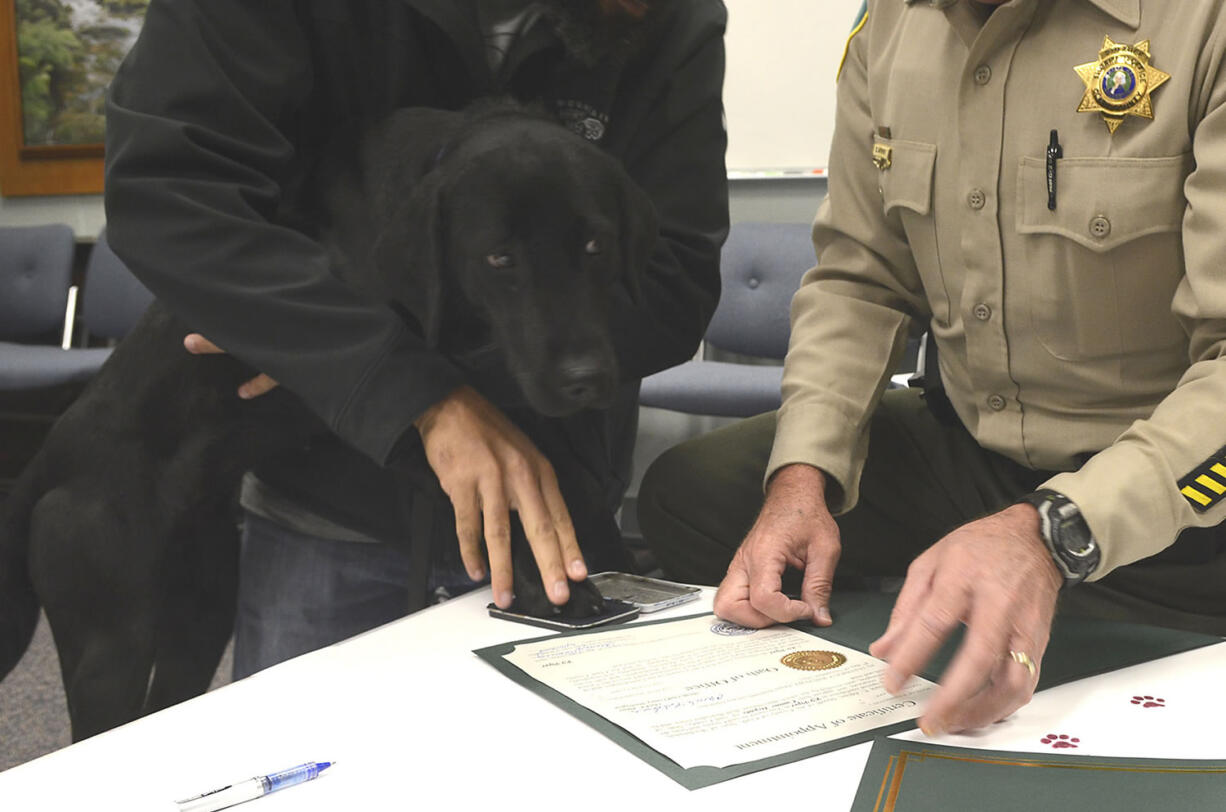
left=1018, top=489, right=1100, bottom=588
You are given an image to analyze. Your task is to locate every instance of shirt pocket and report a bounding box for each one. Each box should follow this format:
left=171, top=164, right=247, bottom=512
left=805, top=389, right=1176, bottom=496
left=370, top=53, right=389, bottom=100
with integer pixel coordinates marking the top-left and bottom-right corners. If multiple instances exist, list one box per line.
left=878, top=136, right=949, bottom=324
left=1016, top=154, right=1190, bottom=361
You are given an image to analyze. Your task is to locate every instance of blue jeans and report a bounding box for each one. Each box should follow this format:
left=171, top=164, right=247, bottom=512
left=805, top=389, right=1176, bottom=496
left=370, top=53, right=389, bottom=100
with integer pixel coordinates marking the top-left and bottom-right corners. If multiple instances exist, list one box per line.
left=232, top=512, right=479, bottom=679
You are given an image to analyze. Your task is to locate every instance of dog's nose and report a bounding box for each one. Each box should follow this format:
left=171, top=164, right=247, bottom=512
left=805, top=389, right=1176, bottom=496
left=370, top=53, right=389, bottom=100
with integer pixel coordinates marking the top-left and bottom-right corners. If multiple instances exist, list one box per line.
left=558, top=357, right=611, bottom=404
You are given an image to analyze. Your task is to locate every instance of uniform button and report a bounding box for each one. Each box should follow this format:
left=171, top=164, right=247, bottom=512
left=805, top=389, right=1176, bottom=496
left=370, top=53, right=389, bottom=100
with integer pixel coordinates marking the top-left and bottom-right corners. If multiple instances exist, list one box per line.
left=974, top=65, right=992, bottom=85
left=967, top=188, right=986, bottom=210
left=987, top=394, right=1007, bottom=411
left=973, top=303, right=992, bottom=321
left=747, top=276, right=760, bottom=289
left=1089, top=215, right=1111, bottom=238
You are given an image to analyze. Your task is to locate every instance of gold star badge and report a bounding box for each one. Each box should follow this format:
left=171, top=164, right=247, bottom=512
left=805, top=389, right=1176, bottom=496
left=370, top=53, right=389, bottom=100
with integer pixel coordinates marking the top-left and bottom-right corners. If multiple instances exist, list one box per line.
left=1075, top=36, right=1171, bottom=134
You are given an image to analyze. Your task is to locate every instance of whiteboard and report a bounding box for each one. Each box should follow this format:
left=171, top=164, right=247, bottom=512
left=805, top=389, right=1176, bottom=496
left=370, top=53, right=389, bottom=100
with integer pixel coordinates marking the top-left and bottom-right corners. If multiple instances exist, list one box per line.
left=723, top=0, right=865, bottom=176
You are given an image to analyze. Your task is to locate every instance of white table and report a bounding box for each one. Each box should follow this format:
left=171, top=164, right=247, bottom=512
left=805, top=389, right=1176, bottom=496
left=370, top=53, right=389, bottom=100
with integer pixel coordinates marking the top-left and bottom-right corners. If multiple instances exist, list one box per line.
left=1, top=587, right=1223, bottom=810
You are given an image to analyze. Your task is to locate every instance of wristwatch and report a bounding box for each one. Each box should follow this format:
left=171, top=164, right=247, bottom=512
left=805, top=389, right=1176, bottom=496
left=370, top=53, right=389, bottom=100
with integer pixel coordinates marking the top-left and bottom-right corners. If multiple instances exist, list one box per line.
left=1018, top=489, right=1101, bottom=587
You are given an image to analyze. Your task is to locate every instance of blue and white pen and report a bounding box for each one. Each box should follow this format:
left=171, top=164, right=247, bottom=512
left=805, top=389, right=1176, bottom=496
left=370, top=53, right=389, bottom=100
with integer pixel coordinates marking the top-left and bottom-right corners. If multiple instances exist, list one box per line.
left=176, top=761, right=333, bottom=812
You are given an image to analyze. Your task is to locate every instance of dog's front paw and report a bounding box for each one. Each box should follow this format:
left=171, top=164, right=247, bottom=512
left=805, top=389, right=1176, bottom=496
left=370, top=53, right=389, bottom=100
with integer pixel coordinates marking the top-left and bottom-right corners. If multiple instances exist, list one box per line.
left=558, top=577, right=604, bottom=618
left=510, top=572, right=606, bottom=620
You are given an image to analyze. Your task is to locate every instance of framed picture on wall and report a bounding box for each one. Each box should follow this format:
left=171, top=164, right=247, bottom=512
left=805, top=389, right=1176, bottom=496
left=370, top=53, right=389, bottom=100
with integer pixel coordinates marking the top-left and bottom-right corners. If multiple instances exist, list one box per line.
left=0, top=0, right=147, bottom=196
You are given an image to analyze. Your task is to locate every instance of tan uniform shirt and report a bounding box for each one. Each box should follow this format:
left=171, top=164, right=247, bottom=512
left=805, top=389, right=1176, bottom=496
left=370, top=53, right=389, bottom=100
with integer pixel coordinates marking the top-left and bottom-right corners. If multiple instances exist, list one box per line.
left=770, top=0, right=1226, bottom=578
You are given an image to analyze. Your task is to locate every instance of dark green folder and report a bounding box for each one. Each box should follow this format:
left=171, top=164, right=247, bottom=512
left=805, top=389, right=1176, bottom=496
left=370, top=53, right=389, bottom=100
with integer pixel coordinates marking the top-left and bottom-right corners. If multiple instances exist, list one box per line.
left=474, top=590, right=1220, bottom=790
left=851, top=739, right=1226, bottom=812
left=811, top=590, right=1219, bottom=694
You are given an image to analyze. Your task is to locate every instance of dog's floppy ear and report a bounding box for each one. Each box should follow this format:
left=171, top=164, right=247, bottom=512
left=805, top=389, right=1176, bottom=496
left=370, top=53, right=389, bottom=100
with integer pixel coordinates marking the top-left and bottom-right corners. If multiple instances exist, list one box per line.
left=364, top=109, right=465, bottom=347
left=618, top=176, right=659, bottom=305
left=372, top=174, right=447, bottom=347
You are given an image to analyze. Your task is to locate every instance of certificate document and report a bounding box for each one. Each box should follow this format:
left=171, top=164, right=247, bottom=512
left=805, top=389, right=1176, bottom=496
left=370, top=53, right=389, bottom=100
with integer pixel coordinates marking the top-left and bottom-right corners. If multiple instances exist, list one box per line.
left=500, top=613, right=935, bottom=770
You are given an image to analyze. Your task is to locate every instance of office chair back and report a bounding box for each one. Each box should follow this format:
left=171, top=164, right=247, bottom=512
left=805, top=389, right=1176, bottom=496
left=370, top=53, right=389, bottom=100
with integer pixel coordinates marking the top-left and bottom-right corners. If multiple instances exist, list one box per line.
left=80, top=229, right=153, bottom=341
left=0, top=224, right=75, bottom=341
left=637, top=222, right=814, bottom=417
left=702, top=221, right=814, bottom=361
left=0, top=228, right=151, bottom=393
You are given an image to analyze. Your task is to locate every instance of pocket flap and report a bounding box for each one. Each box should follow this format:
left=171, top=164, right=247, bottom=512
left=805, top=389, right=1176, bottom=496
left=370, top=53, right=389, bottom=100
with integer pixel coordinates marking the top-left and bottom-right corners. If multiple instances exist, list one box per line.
left=879, top=137, right=937, bottom=217
left=1017, top=154, right=1190, bottom=252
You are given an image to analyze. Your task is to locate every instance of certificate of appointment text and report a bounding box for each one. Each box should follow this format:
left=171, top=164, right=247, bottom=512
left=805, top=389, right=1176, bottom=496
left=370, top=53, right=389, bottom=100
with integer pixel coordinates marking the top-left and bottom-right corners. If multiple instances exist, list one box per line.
left=501, top=614, right=935, bottom=769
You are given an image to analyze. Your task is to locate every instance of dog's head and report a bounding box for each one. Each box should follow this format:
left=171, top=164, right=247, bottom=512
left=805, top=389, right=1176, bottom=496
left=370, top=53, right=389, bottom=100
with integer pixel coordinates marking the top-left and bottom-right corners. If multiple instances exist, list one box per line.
left=370, top=107, right=658, bottom=417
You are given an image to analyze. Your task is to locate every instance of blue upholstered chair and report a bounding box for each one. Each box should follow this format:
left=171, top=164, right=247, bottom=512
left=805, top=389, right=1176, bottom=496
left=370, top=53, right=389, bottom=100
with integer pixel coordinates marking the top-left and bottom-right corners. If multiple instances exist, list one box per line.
left=0, top=227, right=152, bottom=393
left=0, top=224, right=82, bottom=391
left=75, top=228, right=153, bottom=347
left=638, top=222, right=814, bottom=417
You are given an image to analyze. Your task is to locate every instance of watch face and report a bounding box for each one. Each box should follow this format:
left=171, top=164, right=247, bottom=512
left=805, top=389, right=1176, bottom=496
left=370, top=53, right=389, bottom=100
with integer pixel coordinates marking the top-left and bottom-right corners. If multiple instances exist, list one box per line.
left=1053, top=512, right=1096, bottom=557
left=1030, top=491, right=1101, bottom=584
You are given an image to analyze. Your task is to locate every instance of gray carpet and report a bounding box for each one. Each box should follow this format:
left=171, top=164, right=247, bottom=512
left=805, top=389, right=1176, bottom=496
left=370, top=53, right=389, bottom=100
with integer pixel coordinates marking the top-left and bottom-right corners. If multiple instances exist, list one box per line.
left=0, top=613, right=232, bottom=773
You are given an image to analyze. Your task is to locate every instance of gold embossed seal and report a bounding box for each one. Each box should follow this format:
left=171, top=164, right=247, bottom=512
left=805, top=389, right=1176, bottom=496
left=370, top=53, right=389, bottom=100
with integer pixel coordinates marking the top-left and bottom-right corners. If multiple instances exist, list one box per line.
left=781, top=650, right=847, bottom=671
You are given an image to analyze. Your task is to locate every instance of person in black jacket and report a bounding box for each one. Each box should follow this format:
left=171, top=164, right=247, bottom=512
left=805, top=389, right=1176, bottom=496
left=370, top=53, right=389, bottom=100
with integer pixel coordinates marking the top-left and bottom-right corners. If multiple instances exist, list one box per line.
left=103, top=0, right=728, bottom=677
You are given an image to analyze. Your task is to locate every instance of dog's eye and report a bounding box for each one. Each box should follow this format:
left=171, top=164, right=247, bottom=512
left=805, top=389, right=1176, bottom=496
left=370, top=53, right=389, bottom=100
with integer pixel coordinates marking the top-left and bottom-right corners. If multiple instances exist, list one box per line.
left=486, top=253, right=515, bottom=269
left=584, top=239, right=602, bottom=255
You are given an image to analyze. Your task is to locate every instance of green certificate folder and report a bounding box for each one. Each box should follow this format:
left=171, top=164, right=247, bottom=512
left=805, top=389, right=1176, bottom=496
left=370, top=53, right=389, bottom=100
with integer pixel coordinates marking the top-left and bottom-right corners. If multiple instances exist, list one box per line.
left=474, top=590, right=1219, bottom=789
left=806, top=590, right=1219, bottom=694
left=851, top=739, right=1226, bottom=811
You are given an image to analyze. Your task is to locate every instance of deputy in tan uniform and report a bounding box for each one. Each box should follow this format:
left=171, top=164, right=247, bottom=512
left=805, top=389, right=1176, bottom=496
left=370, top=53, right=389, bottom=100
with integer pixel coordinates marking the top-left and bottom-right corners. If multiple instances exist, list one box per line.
left=638, top=0, right=1226, bottom=737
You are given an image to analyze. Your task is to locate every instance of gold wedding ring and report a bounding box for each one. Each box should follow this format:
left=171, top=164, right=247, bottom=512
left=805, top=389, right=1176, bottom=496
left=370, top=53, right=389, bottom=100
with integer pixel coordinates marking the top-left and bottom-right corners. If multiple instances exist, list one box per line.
left=1010, top=649, right=1037, bottom=679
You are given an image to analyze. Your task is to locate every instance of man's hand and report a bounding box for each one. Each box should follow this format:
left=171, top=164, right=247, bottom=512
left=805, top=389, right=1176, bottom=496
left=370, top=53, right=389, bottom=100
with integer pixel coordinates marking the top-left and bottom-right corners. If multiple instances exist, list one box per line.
left=414, top=385, right=585, bottom=610
left=183, top=333, right=279, bottom=399
left=713, top=463, right=841, bottom=628
left=869, top=503, right=1062, bottom=736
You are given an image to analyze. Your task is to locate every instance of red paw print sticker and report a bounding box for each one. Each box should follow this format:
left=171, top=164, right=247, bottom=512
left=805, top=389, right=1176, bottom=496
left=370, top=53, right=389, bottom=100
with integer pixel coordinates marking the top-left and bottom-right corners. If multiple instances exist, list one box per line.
left=1131, top=695, right=1165, bottom=708
left=1041, top=733, right=1080, bottom=749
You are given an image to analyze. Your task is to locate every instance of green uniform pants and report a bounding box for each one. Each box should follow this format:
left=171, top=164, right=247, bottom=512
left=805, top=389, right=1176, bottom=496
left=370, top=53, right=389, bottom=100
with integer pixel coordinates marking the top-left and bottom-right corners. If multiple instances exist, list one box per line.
left=638, top=389, right=1226, bottom=636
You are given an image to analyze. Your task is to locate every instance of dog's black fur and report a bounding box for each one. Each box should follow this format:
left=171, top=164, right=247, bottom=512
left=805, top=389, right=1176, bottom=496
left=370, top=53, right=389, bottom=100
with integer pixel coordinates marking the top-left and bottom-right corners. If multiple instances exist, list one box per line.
left=0, top=102, right=657, bottom=740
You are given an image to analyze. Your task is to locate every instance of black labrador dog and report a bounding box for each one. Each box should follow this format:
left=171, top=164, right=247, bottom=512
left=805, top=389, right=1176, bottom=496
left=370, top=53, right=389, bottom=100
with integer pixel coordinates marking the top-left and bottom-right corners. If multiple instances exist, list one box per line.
left=0, top=102, right=656, bottom=740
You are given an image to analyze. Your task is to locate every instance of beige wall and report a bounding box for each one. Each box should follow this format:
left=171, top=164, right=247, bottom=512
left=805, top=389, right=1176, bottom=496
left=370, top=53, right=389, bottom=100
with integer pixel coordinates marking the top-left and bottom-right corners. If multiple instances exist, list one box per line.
left=0, top=194, right=105, bottom=239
